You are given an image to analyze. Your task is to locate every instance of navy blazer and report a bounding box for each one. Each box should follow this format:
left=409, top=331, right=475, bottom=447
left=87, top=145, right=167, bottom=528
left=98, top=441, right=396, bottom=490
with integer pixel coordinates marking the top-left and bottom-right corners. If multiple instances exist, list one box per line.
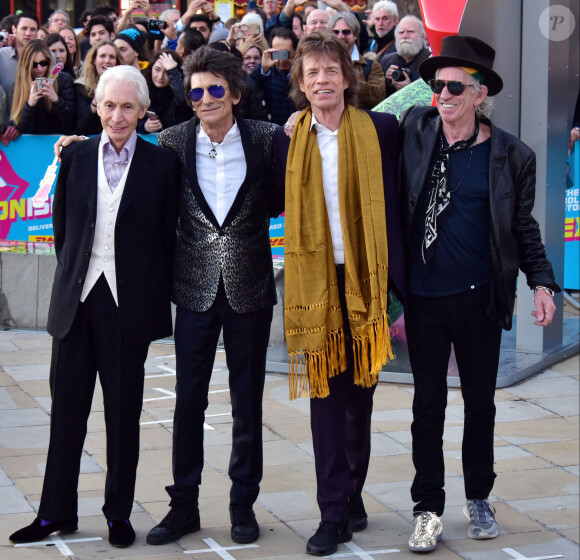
left=272, top=109, right=407, bottom=306
left=47, top=135, right=180, bottom=344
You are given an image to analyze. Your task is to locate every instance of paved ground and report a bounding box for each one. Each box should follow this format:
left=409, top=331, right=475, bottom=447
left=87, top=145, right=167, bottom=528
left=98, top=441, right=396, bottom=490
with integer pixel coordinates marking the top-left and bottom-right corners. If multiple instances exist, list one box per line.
left=0, top=329, right=578, bottom=560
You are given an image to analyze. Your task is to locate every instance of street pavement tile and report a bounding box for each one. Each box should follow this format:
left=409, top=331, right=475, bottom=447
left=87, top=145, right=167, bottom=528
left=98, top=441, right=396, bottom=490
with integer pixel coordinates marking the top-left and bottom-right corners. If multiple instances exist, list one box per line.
left=260, top=462, right=317, bottom=493
left=449, top=532, right=580, bottom=560
left=363, top=454, right=415, bottom=484
left=0, top=425, right=49, bottom=454
left=0, top=387, right=18, bottom=409
left=564, top=465, right=579, bottom=476
left=261, top=414, right=313, bottom=444
left=372, top=386, right=414, bottom=410
left=507, top=494, right=579, bottom=530
left=263, top=440, right=315, bottom=467
left=258, top=489, right=318, bottom=521
left=494, top=416, right=579, bottom=444
left=0, top=485, right=34, bottom=514
left=530, top=395, right=580, bottom=417
left=502, top=373, right=579, bottom=399
left=521, top=440, right=579, bottom=467
left=0, top=409, right=49, bottom=429
left=548, top=355, right=580, bottom=375
left=1, top=365, right=50, bottom=380
left=265, top=385, right=311, bottom=415
left=0, top=387, right=38, bottom=412
left=369, top=432, right=411, bottom=457
left=134, top=473, right=173, bottom=504
left=28, top=495, right=145, bottom=517
left=0, top=464, right=11, bottom=485
left=0, top=368, right=17, bottom=387
left=559, top=527, right=580, bottom=543
left=493, top=467, right=579, bottom=500
left=2, top=454, right=103, bottom=479
left=16, top=380, right=50, bottom=398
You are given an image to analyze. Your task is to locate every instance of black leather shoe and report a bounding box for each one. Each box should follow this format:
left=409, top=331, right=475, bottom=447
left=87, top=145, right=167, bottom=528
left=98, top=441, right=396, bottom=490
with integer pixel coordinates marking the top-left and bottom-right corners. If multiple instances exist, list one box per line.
left=108, top=519, right=135, bottom=547
left=348, top=495, right=368, bottom=532
left=306, top=520, right=352, bottom=556
left=9, top=516, right=78, bottom=543
left=146, top=502, right=200, bottom=545
left=230, top=504, right=259, bottom=544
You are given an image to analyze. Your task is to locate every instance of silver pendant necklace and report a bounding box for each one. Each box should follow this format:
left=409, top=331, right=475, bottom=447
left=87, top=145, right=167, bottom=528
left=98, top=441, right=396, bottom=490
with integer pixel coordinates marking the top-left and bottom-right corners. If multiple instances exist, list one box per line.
left=209, top=140, right=218, bottom=158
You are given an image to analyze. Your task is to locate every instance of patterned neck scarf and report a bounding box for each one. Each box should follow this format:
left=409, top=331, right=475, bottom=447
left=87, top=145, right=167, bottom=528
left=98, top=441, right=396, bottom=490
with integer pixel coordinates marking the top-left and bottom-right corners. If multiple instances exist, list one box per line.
left=422, top=118, right=480, bottom=263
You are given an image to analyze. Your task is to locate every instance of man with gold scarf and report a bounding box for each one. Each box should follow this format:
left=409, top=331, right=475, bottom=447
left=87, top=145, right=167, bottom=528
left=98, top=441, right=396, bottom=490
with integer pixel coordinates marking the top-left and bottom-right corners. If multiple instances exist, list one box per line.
left=272, top=30, right=406, bottom=556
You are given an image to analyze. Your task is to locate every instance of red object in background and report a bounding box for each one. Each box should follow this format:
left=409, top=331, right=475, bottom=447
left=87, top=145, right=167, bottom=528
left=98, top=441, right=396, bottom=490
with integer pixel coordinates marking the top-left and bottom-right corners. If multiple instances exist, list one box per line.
left=419, top=0, right=468, bottom=55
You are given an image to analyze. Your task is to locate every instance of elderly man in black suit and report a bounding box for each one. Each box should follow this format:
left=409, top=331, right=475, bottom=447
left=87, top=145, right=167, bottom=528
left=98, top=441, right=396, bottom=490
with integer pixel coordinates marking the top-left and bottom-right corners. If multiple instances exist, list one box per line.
left=146, top=47, right=282, bottom=547
left=9, top=65, right=180, bottom=548
left=273, top=31, right=406, bottom=556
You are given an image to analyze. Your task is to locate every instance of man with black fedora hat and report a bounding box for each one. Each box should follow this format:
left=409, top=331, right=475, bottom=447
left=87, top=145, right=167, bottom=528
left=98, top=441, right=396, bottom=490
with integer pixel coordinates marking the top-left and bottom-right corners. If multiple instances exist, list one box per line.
left=398, top=35, right=559, bottom=553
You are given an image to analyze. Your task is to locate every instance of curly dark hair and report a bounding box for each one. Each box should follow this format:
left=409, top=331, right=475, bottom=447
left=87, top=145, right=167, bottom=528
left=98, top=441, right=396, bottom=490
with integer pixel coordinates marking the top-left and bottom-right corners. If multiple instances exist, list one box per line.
left=183, top=46, right=246, bottom=118
left=290, top=30, right=359, bottom=110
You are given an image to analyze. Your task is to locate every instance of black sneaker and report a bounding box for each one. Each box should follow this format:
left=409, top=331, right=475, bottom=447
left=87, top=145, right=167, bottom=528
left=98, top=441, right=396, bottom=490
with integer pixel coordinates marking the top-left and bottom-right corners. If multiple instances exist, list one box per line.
left=306, top=520, right=352, bottom=556
left=348, top=495, right=368, bottom=532
left=230, top=504, right=259, bottom=544
left=146, top=501, right=200, bottom=545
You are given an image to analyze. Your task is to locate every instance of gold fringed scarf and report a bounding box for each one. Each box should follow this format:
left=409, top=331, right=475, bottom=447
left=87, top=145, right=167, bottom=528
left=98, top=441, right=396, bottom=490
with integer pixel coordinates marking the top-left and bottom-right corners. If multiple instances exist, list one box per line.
left=284, top=105, right=393, bottom=400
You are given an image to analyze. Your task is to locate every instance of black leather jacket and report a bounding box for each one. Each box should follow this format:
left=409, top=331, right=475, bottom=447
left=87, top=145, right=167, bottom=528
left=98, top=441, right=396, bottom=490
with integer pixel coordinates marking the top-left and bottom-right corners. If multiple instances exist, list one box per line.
left=399, top=106, right=559, bottom=330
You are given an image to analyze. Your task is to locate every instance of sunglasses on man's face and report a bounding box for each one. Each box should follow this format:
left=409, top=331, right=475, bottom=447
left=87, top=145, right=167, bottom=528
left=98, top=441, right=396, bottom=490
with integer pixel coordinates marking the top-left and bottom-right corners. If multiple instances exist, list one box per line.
left=33, top=60, right=50, bottom=69
left=332, top=29, right=352, bottom=37
left=429, top=79, right=474, bottom=96
left=188, top=84, right=228, bottom=103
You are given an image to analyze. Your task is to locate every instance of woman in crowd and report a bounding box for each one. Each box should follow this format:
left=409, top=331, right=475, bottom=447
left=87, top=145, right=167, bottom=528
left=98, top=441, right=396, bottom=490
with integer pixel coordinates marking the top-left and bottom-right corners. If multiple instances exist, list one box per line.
left=140, top=49, right=190, bottom=132
left=75, top=40, right=123, bottom=135
left=45, top=33, right=75, bottom=77
left=238, top=40, right=268, bottom=121
left=59, top=25, right=82, bottom=77
left=10, top=39, right=75, bottom=134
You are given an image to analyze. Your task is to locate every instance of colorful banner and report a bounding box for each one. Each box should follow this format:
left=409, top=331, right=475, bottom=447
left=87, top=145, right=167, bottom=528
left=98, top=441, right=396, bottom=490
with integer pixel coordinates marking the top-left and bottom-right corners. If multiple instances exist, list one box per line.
left=565, top=142, right=580, bottom=289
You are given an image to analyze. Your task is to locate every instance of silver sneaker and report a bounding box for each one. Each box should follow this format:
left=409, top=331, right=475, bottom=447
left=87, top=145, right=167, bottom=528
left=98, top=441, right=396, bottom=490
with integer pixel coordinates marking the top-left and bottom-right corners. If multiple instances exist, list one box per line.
left=463, top=499, right=499, bottom=539
left=408, top=512, right=443, bottom=553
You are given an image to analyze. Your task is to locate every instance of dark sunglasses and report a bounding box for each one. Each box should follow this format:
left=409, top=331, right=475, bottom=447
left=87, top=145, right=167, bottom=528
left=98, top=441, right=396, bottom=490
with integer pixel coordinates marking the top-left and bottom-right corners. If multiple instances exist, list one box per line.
left=188, top=84, right=228, bottom=102
left=32, top=59, right=50, bottom=69
left=332, top=29, right=352, bottom=36
left=429, top=79, right=474, bottom=96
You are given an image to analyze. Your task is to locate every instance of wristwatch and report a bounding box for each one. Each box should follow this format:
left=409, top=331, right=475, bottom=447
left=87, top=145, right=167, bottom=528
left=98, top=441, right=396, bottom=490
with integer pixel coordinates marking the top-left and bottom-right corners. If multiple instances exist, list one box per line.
left=533, top=285, right=554, bottom=298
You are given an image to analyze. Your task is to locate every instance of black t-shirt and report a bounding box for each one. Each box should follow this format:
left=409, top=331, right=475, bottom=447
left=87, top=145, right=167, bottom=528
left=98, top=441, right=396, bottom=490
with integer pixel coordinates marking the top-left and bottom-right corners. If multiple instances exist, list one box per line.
left=409, top=137, right=492, bottom=297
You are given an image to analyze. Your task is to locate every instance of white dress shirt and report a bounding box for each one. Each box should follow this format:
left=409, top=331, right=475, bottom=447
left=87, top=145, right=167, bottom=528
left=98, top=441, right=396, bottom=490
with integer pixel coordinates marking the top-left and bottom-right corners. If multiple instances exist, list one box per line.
left=80, top=132, right=135, bottom=305
left=196, top=121, right=246, bottom=225
left=311, top=113, right=345, bottom=264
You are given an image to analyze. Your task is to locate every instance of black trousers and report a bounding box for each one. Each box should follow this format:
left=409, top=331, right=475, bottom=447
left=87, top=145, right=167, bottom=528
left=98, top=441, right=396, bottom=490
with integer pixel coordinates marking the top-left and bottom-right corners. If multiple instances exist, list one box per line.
left=310, top=265, right=376, bottom=523
left=166, top=283, right=273, bottom=507
left=38, top=275, right=149, bottom=522
left=405, top=284, right=502, bottom=516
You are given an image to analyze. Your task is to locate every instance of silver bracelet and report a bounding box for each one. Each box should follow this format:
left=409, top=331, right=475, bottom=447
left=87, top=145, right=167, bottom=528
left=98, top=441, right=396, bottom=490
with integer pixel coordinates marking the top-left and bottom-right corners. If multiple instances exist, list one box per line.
left=533, top=285, right=554, bottom=299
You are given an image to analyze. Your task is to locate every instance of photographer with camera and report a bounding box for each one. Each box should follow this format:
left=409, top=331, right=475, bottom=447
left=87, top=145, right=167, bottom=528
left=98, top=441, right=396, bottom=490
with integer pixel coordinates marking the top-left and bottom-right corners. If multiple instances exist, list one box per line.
left=381, top=15, right=430, bottom=98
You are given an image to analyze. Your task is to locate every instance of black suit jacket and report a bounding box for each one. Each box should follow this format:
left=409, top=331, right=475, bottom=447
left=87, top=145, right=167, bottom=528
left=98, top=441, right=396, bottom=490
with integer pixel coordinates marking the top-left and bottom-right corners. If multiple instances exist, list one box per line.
left=47, top=135, right=180, bottom=344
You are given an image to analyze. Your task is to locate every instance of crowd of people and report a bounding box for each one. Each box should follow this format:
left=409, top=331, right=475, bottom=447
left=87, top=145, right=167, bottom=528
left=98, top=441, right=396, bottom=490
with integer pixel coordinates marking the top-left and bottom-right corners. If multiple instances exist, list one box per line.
left=0, top=1, right=429, bottom=143
left=2, top=0, right=562, bottom=558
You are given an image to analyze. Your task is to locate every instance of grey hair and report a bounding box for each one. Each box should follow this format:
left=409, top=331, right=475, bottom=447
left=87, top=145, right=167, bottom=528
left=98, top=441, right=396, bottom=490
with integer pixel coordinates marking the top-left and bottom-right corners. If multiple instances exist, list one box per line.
left=328, top=11, right=360, bottom=37
left=372, top=1, right=398, bottom=18
left=159, top=9, right=180, bottom=22
left=94, top=65, right=150, bottom=108
left=435, top=67, right=495, bottom=119
left=48, top=10, right=70, bottom=24
left=395, top=15, right=425, bottom=39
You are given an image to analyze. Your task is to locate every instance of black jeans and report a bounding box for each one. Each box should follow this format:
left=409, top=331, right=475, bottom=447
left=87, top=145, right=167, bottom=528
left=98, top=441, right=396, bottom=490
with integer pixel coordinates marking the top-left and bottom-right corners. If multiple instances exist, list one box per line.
left=405, top=284, right=501, bottom=516
left=167, top=282, right=273, bottom=507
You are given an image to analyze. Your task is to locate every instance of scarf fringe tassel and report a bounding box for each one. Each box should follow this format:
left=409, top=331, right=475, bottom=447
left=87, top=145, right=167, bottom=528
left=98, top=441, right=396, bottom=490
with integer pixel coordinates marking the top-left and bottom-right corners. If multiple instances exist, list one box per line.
left=288, top=314, right=393, bottom=400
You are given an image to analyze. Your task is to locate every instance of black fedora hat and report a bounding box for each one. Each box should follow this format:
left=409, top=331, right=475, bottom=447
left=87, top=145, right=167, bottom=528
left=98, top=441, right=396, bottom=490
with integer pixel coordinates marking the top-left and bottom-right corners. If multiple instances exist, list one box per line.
left=419, top=35, right=503, bottom=96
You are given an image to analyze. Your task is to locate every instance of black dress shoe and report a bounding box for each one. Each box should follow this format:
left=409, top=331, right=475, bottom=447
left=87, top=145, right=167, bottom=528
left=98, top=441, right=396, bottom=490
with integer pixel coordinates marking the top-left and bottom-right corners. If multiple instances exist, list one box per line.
left=146, top=502, right=200, bottom=545
left=230, top=504, right=259, bottom=544
left=306, top=520, right=352, bottom=556
left=108, top=519, right=135, bottom=547
left=9, top=516, right=78, bottom=543
left=348, top=495, right=368, bottom=532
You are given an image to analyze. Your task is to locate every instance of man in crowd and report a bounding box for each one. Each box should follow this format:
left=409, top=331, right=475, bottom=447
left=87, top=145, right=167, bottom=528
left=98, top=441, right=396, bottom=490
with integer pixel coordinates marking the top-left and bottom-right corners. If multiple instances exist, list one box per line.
left=47, top=10, right=70, bottom=33
left=87, top=15, right=115, bottom=47
left=273, top=30, right=406, bottom=556
left=115, top=27, right=147, bottom=70
left=366, top=0, right=398, bottom=62
left=9, top=65, right=179, bottom=549
left=329, top=12, right=385, bottom=109
left=0, top=12, right=38, bottom=115
left=381, top=15, right=430, bottom=98
left=81, top=7, right=118, bottom=58
left=187, top=14, right=213, bottom=43
left=251, top=27, right=298, bottom=125
left=304, top=8, right=329, bottom=34
left=399, top=35, right=559, bottom=553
